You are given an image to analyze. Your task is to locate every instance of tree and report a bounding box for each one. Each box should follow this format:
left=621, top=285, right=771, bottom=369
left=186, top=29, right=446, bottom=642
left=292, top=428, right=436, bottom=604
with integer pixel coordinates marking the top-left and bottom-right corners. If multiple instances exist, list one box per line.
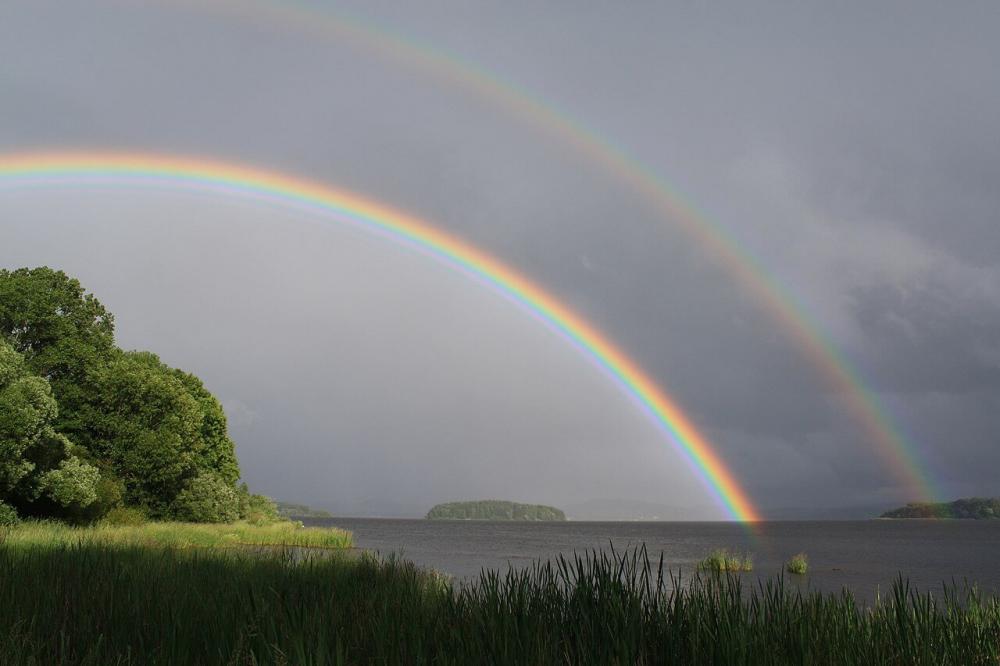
left=170, top=367, right=240, bottom=486
left=38, top=457, right=101, bottom=509
left=0, top=500, right=17, bottom=526
left=171, top=473, right=240, bottom=523
left=1, top=268, right=246, bottom=523
left=0, top=268, right=115, bottom=443
left=77, top=351, right=203, bottom=514
left=0, top=340, right=55, bottom=492
left=75, top=351, right=241, bottom=516
left=0, top=339, right=100, bottom=519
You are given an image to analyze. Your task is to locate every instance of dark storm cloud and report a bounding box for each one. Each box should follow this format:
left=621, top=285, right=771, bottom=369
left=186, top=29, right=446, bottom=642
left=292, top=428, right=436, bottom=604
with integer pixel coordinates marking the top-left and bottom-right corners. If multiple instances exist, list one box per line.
left=1, top=0, right=998, bottom=516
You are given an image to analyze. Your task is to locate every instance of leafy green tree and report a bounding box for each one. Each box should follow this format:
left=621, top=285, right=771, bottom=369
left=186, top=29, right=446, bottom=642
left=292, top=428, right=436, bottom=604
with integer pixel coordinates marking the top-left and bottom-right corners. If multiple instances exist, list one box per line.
left=0, top=340, right=55, bottom=492
left=38, top=457, right=100, bottom=509
left=171, top=473, right=240, bottom=523
left=1, top=267, right=247, bottom=522
left=170, top=367, right=240, bottom=485
left=0, top=268, right=115, bottom=441
left=0, top=500, right=17, bottom=525
left=77, top=351, right=203, bottom=514
left=0, top=339, right=102, bottom=519
left=237, top=483, right=279, bottom=523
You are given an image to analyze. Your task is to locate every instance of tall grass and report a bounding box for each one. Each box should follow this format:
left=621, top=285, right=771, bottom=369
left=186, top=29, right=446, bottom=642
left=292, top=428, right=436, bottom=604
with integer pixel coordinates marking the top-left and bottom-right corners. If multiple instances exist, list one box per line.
left=2, top=519, right=353, bottom=550
left=0, top=542, right=997, bottom=664
left=787, top=552, right=809, bottom=575
left=697, top=548, right=754, bottom=572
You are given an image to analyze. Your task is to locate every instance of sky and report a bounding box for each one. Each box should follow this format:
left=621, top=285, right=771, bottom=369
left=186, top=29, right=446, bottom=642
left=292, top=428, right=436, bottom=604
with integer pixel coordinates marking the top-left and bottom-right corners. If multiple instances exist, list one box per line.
left=1, top=1, right=998, bottom=519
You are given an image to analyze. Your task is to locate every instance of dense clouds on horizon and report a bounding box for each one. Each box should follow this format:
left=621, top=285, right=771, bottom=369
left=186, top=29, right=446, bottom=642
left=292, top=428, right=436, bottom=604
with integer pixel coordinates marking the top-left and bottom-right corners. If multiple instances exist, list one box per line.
left=2, top=1, right=998, bottom=518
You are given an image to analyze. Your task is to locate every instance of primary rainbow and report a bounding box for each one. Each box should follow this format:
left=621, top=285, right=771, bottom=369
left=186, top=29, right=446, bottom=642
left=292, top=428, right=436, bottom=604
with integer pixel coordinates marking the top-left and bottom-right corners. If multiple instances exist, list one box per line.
left=171, top=0, right=937, bottom=502
left=0, top=150, right=761, bottom=522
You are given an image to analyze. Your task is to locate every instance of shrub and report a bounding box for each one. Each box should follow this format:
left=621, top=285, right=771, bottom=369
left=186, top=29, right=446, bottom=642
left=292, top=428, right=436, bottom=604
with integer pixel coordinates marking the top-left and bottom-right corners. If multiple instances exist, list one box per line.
left=786, top=553, right=808, bottom=575
left=0, top=501, right=18, bottom=526
left=236, top=483, right=279, bottom=524
left=698, top=549, right=753, bottom=572
left=170, top=474, right=240, bottom=523
left=39, top=457, right=100, bottom=508
left=102, top=506, right=147, bottom=526
left=246, top=494, right=278, bottom=524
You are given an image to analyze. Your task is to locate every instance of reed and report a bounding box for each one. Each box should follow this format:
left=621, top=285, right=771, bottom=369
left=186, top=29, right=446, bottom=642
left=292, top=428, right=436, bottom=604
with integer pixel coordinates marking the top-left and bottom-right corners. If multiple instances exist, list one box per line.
left=697, top=548, right=754, bottom=572
left=2, top=519, right=352, bottom=550
left=786, top=552, right=809, bottom=575
left=1, top=542, right=997, bottom=664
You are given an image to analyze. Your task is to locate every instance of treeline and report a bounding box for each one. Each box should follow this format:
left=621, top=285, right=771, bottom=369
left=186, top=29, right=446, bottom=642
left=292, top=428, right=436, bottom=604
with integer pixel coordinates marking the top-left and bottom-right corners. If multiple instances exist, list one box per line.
left=275, top=501, right=332, bottom=519
left=881, top=497, right=1000, bottom=520
left=427, top=500, right=566, bottom=521
left=0, top=267, right=274, bottom=525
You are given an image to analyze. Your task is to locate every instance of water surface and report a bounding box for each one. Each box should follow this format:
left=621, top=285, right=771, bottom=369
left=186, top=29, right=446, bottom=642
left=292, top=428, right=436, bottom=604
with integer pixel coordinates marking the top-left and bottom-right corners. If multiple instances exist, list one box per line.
left=303, top=518, right=1000, bottom=601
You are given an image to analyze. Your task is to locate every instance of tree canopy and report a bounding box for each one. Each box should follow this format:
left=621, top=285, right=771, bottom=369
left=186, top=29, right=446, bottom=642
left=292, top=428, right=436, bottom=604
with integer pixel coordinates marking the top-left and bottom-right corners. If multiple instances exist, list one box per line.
left=0, top=267, right=265, bottom=524
left=426, top=500, right=566, bottom=521
left=881, top=497, right=1000, bottom=520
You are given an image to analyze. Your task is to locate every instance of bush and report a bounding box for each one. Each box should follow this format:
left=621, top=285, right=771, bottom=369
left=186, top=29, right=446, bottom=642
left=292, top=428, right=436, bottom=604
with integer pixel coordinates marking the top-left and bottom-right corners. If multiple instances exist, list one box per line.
left=39, top=457, right=100, bottom=508
left=170, top=474, right=240, bottom=523
left=101, top=506, right=147, bottom=526
left=786, top=553, right=808, bottom=575
left=0, top=501, right=18, bottom=526
left=698, top=549, right=753, bottom=572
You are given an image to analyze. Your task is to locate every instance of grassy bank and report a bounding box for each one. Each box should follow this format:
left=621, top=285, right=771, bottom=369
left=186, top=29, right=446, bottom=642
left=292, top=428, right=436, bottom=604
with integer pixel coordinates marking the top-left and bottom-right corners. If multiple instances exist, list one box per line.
left=2, top=519, right=353, bottom=550
left=1, top=543, right=997, bottom=664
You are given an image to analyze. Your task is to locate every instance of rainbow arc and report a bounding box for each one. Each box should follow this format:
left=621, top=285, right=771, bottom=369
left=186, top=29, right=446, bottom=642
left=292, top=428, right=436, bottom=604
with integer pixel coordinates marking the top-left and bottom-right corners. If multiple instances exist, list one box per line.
left=0, top=150, right=761, bottom=522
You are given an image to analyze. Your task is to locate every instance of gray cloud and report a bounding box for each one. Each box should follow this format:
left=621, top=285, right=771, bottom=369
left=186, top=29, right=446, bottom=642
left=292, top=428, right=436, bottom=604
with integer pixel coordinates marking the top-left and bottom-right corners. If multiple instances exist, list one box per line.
left=1, top=0, right=998, bottom=517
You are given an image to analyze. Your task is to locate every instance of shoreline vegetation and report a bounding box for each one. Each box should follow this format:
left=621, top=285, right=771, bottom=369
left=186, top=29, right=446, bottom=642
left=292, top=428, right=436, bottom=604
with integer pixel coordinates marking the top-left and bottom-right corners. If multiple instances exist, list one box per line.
left=3, top=519, right=352, bottom=550
left=426, top=499, right=566, bottom=521
left=2, top=537, right=997, bottom=664
left=696, top=548, right=753, bottom=572
left=881, top=497, right=1000, bottom=520
left=275, top=501, right=333, bottom=520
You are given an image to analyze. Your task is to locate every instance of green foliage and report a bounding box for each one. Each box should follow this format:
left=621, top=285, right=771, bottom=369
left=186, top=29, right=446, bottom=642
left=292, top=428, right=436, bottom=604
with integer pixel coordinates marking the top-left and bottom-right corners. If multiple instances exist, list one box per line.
left=1, top=544, right=997, bottom=664
left=427, top=499, right=566, bottom=521
left=79, top=351, right=207, bottom=513
left=786, top=552, right=809, bottom=575
left=236, top=484, right=279, bottom=523
left=38, top=456, right=100, bottom=508
left=168, top=366, right=240, bottom=485
left=5, top=520, right=352, bottom=550
left=275, top=501, right=332, bottom=519
left=0, top=500, right=18, bottom=526
left=0, top=267, right=115, bottom=440
left=170, top=474, right=240, bottom=523
left=101, top=506, right=147, bottom=526
left=0, top=267, right=245, bottom=522
left=0, top=338, right=100, bottom=521
left=882, top=497, right=1000, bottom=520
left=698, top=548, right=754, bottom=572
left=0, top=340, right=58, bottom=491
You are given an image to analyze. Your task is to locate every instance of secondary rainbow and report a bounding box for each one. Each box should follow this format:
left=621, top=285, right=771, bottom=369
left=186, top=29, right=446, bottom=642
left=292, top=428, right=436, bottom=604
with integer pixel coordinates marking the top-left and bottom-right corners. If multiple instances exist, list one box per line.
left=0, top=150, right=761, bottom=522
left=173, top=0, right=936, bottom=501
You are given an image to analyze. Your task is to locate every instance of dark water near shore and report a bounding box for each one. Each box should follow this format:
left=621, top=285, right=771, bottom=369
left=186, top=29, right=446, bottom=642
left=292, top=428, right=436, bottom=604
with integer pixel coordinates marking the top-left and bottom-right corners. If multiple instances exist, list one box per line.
left=303, top=518, right=1000, bottom=601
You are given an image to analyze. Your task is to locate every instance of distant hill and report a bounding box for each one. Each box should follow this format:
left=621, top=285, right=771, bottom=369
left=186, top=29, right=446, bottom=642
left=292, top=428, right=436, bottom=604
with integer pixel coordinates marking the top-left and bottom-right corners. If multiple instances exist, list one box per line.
left=426, top=500, right=566, bottom=521
left=881, top=497, right=999, bottom=520
left=275, top=501, right=333, bottom=519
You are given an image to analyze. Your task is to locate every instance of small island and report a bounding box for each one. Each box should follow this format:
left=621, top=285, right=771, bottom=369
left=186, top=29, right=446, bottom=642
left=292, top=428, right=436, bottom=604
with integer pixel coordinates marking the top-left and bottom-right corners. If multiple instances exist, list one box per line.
left=427, top=500, right=566, bottom=521
left=881, top=497, right=999, bottom=520
left=276, top=501, right=333, bottom=519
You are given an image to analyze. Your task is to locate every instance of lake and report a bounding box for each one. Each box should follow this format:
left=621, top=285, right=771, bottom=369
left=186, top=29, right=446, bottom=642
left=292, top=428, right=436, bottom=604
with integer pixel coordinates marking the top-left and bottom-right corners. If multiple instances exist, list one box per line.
left=303, top=518, right=1000, bottom=602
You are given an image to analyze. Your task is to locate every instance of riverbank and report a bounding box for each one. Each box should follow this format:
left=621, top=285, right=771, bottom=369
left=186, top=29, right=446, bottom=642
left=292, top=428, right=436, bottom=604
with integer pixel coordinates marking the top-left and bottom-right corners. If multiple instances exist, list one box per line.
left=2, top=532, right=997, bottom=663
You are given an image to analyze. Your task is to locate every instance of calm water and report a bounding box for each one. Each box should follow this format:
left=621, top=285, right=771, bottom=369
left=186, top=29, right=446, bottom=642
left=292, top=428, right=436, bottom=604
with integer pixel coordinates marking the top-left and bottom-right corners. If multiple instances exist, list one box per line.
left=303, top=518, right=1000, bottom=601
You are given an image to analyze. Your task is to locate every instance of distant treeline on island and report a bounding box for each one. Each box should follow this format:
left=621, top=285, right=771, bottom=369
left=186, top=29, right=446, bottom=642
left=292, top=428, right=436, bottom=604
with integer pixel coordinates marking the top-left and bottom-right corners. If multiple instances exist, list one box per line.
left=427, top=500, right=566, bottom=521
left=275, top=502, right=332, bottom=519
left=881, top=497, right=999, bottom=520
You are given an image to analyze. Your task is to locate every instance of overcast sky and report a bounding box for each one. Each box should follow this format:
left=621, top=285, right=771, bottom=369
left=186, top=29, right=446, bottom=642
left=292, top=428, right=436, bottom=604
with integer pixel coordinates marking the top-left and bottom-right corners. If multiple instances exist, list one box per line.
left=2, top=1, right=998, bottom=518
